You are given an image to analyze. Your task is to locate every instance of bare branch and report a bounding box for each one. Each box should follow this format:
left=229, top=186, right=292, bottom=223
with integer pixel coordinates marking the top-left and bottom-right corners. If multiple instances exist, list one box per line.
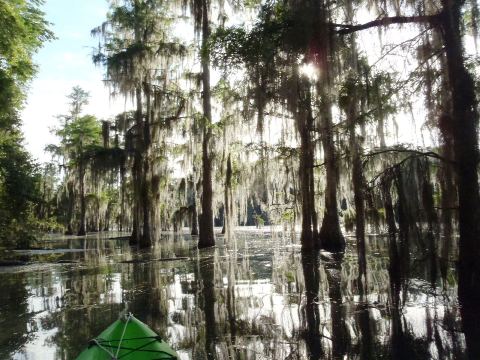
left=363, top=147, right=452, bottom=164
left=333, top=14, right=441, bottom=35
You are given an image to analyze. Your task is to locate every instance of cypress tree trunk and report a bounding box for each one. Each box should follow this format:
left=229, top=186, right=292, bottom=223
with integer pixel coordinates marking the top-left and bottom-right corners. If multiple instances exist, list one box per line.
left=198, top=0, right=215, bottom=248
left=377, top=117, right=386, bottom=148
left=65, top=180, right=75, bottom=235
left=439, top=119, right=455, bottom=279
left=119, top=161, right=126, bottom=232
left=191, top=201, right=199, bottom=235
left=298, top=84, right=317, bottom=249
left=188, top=175, right=199, bottom=236
left=130, top=0, right=143, bottom=246
left=309, top=163, right=319, bottom=243
left=130, top=86, right=143, bottom=246
left=318, top=101, right=345, bottom=251
left=313, top=0, right=344, bottom=251
left=141, top=81, right=152, bottom=248
left=299, top=121, right=313, bottom=248
left=223, top=153, right=233, bottom=239
left=256, top=76, right=269, bottom=204
left=77, top=154, right=87, bottom=236
left=348, top=103, right=367, bottom=280
left=343, top=11, right=366, bottom=274
left=187, top=175, right=199, bottom=236
left=440, top=1, right=480, bottom=357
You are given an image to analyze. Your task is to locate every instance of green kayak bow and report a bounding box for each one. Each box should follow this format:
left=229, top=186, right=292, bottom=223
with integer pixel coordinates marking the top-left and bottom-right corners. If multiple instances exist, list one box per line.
left=76, top=313, right=178, bottom=360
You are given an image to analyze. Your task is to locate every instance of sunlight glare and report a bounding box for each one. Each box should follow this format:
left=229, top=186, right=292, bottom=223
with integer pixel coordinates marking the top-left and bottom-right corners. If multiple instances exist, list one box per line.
left=299, top=62, right=319, bottom=81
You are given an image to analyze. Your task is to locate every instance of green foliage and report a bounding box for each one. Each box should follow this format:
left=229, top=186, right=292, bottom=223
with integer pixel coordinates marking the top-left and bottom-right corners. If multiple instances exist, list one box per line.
left=0, top=131, right=40, bottom=247
left=58, top=115, right=102, bottom=157
left=0, top=0, right=54, bottom=129
left=0, top=0, right=53, bottom=247
left=0, top=0, right=53, bottom=83
left=280, top=209, right=295, bottom=223
left=51, top=87, right=102, bottom=166
left=209, top=2, right=324, bottom=69
left=92, top=0, right=185, bottom=95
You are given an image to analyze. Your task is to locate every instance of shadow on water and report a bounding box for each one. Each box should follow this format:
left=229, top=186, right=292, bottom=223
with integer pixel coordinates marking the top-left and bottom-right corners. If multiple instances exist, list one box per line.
left=0, top=229, right=474, bottom=359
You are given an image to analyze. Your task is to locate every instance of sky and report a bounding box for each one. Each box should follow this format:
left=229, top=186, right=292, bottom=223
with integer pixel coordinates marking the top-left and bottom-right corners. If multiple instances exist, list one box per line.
left=21, top=0, right=130, bottom=163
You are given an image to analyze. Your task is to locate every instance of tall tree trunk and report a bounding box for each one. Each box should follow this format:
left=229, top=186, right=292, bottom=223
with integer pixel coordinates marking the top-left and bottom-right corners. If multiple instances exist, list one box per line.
left=224, top=153, right=233, bottom=240
left=65, top=180, right=75, bottom=235
left=318, top=100, right=345, bottom=251
left=438, top=49, right=455, bottom=282
left=77, top=155, right=87, bottom=236
left=141, top=81, right=152, bottom=248
left=377, top=117, right=386, bottom=148
left=440, top=1, right=480, bottom=357
left=256, top=75, right=269, bottom=204
left=298, top=82, right=318, bottom=249
left=198, top=0, right=215, bottom=248
left=299, top=123, right=313, bottom=248
left=439, top=123, right=455, bottom=280
left=343, top=17, right=367, bottom=279
left=130, top=86, right=143, bottom=246
left=188, top=175, right=199, bottom=236
left=119, top=161, right=126, bottom=232
left=130, top=0, right=143, bottom=246
left=313, top=0, right=345, bottom=251
left=348, top=102, right=367, bottom=282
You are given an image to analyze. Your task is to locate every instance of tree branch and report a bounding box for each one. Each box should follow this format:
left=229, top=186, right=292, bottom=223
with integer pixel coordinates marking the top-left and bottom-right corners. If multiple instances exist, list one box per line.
left=333, top=14, right=441, bottom=35
left=363, top=147, right=452, bottom=165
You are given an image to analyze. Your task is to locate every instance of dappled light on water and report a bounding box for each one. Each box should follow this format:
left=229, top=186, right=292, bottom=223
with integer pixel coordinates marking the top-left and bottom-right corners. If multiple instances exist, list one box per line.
left=0, top=229, right=464, bottom=359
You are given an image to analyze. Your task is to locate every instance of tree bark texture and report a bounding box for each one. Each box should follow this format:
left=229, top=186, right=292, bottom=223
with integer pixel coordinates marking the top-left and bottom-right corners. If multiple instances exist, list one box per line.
left=313, top=0, right=345, bottom=251
left=297, top=82, right=318, bottom=250
left=224, top=153, right=233, bottom=240
left=318, top=102, right=345, bottom=251
left=440, top=1, right=480, bottom=357
left=77, top=154, right=87, bottom=236
left=140, top=80, right=152, bottom=248
left=348, top=99, right=367, bottom=282
left=65, top=180, right=75, bottom=235
left=130, top=86, right=143, bottom=246
left=198, top=0, right=215, bottom=248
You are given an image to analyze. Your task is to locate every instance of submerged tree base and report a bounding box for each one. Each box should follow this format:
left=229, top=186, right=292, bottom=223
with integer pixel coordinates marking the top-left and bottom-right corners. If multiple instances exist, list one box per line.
left=319, top=217, right=345, bottom=252
left=198, top=238, right=215, bottom=249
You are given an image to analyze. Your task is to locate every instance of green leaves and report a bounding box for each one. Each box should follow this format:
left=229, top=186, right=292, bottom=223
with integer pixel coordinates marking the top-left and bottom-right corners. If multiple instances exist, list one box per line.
left=0, top=0, right=54, bottom=102
left=0, top=0, right=53, bottom=247
left=60, top=115, right=102, bottom=149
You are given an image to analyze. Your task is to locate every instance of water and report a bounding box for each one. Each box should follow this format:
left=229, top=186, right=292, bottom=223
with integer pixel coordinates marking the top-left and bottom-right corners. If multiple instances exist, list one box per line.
left=0, top=228, right=465, bottom=359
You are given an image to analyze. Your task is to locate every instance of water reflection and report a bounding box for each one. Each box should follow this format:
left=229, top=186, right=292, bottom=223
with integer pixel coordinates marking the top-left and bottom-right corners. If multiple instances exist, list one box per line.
left=0, top=229, right=469, bottom=359
left=301, top=250, right=322, bottom=360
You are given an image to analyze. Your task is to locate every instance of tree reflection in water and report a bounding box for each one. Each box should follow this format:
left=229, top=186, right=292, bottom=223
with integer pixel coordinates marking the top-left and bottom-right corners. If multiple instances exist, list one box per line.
left=0, top=229, right=471, bottom=359
left=197, top=249, right=217, bottom=360
left=301, top=249, right=322, bottom=359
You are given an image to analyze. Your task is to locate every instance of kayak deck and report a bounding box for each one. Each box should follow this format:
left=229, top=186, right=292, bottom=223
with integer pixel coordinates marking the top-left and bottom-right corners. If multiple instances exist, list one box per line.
left=76, top=314, right=178, bottom=359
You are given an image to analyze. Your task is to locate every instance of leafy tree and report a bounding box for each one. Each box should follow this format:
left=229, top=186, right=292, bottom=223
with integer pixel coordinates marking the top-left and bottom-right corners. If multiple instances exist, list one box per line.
left=93, top=0, right=187, bottom=247
left=0, top=0, right=53, bottom=247
left=58, top=114, right=102, bottom=235
left=49, top=87, right=102, bottom=236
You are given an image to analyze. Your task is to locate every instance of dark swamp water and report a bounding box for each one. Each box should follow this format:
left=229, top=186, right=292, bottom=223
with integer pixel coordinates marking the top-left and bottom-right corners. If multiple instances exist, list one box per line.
left=0, top=228, right=467, bottom=359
